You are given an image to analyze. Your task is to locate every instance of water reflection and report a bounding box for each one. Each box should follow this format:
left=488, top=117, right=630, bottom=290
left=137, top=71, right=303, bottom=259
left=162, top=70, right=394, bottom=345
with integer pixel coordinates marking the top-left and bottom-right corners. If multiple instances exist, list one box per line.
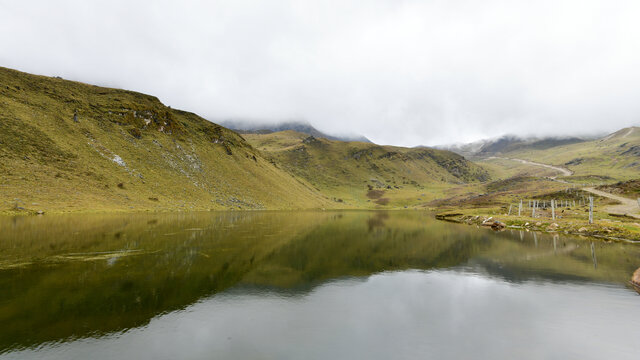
left=0, top=211, right=639, bottom=359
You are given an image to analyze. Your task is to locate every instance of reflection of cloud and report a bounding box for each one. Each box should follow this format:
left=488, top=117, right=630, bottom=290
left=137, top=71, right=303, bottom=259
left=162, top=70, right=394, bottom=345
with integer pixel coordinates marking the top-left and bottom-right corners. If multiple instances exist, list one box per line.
left=14, top=270, right=640, bottom=360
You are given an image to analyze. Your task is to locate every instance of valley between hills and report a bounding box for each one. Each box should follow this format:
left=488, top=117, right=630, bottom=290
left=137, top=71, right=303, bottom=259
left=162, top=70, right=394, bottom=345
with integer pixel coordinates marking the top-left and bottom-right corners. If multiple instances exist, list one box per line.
left=0, top=66, right=488, bottom=213
left=1, top=65, right=639, bottom=243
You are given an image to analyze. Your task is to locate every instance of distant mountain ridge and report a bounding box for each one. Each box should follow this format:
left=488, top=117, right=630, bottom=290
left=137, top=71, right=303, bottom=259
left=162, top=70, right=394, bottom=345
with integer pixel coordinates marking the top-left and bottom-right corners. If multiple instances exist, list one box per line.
left=476, top=135, right=586, bottom=155
left=221, top=120, right=372, bottom=143
left=243, top=130, right=489, bottom=207
left=437, top=135, right=588, bottom=157
left=0, top=66, right=336, bottom=213
left=477, top=126, right=640, bottom=180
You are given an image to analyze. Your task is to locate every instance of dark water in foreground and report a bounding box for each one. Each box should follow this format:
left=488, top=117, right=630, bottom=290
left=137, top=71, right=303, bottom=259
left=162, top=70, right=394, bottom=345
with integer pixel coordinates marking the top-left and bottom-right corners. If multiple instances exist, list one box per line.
left=0, top=211, right=639, bottom=359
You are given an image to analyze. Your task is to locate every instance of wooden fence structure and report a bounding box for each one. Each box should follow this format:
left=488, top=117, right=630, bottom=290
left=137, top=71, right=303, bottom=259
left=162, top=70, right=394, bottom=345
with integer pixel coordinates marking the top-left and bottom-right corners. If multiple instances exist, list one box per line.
left=505, top=188, right=595, bottom=224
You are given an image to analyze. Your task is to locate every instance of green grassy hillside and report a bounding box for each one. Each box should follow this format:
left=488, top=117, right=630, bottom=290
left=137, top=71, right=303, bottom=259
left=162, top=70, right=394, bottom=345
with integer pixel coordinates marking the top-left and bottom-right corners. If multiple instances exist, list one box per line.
left=0, top=67, right=334, bottom=213
left=503, top=126, right=640, bottom=182
left=244, top=131, right=489, bottom=208
left=0, top=66, right=487, bottom=213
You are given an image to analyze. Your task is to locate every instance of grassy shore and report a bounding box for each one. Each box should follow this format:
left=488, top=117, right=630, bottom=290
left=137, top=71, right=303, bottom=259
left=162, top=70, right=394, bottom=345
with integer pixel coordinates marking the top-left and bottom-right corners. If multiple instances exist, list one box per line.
left=434, top=178, right=640, bottom=243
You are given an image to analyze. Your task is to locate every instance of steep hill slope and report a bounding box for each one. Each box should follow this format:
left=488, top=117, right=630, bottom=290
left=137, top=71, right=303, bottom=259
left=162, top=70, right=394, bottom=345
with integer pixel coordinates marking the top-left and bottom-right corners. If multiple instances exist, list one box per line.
left=502, top=126, right=640, bottom=182
left=244, top=131, right=489, bottom=207
left=0, top=67, right=332, bottom=213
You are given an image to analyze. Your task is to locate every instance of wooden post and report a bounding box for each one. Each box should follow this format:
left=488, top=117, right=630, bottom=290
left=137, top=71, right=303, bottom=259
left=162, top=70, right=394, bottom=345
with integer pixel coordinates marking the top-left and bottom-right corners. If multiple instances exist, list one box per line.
left=588, top=196, right=594, bottom=224
left=532, top=201, right=536, bottom=217
left=508, top=204, right=512, bottom=215
left=518, top=200, right=522, bottom=216
left=551, top=199, right=555, bottom=220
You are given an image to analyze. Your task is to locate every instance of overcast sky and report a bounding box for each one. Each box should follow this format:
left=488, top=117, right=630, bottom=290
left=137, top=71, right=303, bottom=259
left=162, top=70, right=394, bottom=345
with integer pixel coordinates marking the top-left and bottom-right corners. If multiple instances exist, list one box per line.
left=2, top=0, right=640, bottom=146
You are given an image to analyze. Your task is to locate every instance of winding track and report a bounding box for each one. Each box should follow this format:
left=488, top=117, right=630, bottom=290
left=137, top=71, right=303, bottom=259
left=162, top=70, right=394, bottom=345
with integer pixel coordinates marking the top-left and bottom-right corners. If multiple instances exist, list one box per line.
left=506, top=158, right=573, bottom=178
left=582, top=187, right=640, bottom=219
left=493, top=157, right=640, bottom=218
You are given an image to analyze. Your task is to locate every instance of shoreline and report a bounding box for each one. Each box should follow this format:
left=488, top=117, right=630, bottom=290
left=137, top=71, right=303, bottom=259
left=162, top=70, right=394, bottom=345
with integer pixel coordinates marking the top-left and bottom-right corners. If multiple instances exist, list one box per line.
left=436, top=212, right=640, bottom=244
left=0, top=206, right=430, bottom=217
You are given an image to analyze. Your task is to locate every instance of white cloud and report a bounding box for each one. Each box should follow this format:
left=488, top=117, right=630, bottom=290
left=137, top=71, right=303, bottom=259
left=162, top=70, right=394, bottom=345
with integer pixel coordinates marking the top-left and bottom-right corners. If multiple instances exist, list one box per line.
left=1, top=0, right=640, bottom=146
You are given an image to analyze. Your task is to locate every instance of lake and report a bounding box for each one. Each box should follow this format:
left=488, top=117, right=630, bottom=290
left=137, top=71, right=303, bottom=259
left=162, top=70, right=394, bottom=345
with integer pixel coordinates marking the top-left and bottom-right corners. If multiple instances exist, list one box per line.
left=0, top=211, right=638, bottom=359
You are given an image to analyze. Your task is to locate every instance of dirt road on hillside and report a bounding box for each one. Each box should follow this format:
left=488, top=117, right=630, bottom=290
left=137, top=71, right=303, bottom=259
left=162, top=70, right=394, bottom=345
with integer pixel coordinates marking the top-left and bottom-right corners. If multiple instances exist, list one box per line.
left=491, top=157, right=639, bottom=218
left=487, top=157, right=573, bottom=178
left=508, top=158, right=573, bottom=178
left=582, top=187, right=640, bottom=219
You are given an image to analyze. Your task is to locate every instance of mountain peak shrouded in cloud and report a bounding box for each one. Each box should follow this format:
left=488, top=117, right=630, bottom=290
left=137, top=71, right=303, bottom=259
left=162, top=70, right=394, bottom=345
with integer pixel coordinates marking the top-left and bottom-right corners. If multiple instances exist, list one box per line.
left=220, top=119, right=371, bottom=143
left=2, top=0, right=640, bottom=146
left=435, top=135, right=591, bottom=158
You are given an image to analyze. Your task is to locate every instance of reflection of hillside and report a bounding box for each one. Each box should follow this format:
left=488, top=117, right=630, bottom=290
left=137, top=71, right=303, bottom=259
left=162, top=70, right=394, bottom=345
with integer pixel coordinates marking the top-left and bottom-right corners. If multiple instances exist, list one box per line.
left=0, top=211, right=638, bottom=351
left=465, top=230, right=640, bottom=285
left=0, top=211, right=334, bottom=351
left=242, top=212, right=491, bottom=288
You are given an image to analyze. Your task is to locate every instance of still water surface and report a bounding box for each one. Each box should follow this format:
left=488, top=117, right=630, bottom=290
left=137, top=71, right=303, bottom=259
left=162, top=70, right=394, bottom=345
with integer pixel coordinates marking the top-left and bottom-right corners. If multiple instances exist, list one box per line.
left=0, top=211, right=638, bottom=359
